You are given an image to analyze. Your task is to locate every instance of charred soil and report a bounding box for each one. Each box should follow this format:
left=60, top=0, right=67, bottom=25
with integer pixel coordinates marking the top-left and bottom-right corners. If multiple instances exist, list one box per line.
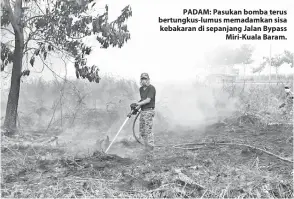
left=1, top=120, right=293, bottom=198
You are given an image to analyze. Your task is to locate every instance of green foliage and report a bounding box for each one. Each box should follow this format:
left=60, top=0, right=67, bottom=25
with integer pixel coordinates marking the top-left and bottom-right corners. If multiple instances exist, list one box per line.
left=255, top=50, right=294, bottom=73
left=1, top=42, right=14, bottom=71
left=1, top=0, right=132, bottom=83
left=94, top=6, right=132, bottom=49
left=281, top=50, right=293, bottom=67
left=21, top=69, right=30, bottom=77
left=0, top=9, right=10, bottom=26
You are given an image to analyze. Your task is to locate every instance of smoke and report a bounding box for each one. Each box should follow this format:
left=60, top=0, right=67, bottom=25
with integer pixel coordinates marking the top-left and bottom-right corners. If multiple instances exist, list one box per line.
left=55, top=80, right=231, bottom=157
left=154, top=80, right=239, bottom=130
left=1, top=76, right=240, bottom=158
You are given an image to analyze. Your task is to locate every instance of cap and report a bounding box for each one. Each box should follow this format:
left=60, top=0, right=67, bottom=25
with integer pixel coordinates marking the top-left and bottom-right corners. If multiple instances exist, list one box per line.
left=140, top=73, right=149, bottom=79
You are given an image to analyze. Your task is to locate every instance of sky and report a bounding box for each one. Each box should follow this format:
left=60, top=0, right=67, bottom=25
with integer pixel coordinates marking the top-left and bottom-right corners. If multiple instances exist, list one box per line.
left=1, top=0, right=294, bottom=87
left=81, top=0, right=294, bottom=83
left=1, top=0, right=294, bottom=132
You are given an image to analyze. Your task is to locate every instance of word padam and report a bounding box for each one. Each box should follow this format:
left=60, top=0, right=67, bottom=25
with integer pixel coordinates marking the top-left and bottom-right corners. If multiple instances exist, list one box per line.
left=183, top=9, right=287, bottom=16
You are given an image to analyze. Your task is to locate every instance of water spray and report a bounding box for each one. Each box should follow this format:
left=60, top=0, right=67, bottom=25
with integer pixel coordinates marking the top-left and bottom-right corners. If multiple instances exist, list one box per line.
left=105, top=103, right=142, bottom=153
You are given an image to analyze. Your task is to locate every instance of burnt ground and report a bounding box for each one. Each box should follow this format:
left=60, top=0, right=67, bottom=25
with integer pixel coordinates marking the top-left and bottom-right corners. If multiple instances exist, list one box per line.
left=1, top=120, right=293, bottom=198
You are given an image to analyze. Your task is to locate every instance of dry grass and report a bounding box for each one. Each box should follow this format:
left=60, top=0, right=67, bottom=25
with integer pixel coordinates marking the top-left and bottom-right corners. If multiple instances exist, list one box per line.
left=1, top=77, right=293, bottom=198
left=2, top=118, right=293, bottom=198
left=2, top=122, right=293, bottom=198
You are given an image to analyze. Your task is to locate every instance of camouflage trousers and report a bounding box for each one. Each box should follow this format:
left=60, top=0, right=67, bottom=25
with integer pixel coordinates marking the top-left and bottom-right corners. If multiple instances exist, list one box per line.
left=139, top=110, right=155, bottom=148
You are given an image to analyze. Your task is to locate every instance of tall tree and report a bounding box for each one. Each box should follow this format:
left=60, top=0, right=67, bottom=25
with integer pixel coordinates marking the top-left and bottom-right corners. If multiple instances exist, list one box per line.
left=280, top=50, right=293, bottom=67
left=205, top=44, right=254, bottom=66
left=1, top=0, right=132, bottom=134
left=253, top=50, right=294, bottom=79
left=204, top=44, right=254, bottom=77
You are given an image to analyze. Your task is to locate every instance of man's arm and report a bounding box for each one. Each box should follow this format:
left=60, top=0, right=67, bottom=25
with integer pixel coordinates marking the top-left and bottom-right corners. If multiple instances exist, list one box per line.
left=137, top=88, right=147, bottom=105
left=137, top=86, right=155, bottom=107
left=137, top=98, right=151, bottom=106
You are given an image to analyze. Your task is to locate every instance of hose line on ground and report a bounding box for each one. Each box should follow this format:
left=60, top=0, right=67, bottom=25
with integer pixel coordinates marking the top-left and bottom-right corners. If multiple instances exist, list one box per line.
left=132, top=111, right=174, bottom=147
left=132, top=110, right=176, bottom=147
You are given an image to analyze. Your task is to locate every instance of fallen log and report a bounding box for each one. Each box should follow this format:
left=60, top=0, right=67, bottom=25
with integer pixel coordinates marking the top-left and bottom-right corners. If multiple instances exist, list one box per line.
left=173, top=142, right=293, bottom=163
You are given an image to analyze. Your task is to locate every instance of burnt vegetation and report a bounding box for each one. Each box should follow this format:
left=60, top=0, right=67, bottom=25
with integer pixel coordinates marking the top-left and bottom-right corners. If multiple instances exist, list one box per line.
left=1, top=0, right=132, bottom=132
left=1, top=1, right=293, bottom=198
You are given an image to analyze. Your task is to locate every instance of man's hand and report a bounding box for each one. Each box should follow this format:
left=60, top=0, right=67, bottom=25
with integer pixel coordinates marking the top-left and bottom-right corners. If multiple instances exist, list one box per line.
left=135, top=104, right=141, bottom=110
left=136, top=98, right=150, bottom=108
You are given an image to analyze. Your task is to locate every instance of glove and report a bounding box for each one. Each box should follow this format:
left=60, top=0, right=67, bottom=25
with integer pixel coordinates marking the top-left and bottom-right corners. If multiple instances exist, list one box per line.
left=130, top=103, right=137, bottom=110
left=129, top=103, right=140, bottom=116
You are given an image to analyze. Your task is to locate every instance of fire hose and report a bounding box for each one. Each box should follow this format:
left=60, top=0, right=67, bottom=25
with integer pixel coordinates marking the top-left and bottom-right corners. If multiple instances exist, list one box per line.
left=132, top=108, right=142, bottom=144
left=105, top=103, right=143, bottom=153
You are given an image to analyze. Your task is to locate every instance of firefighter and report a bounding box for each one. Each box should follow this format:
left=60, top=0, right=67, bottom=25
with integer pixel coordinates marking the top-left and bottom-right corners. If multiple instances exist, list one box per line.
left=135, top=73, right=156, bottom=154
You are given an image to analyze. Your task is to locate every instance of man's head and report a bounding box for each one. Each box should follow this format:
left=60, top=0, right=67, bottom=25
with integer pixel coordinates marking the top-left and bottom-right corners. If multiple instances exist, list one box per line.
left=140, top=73, right=150, bottom=87
left=285, top=86, right=290, bottom=93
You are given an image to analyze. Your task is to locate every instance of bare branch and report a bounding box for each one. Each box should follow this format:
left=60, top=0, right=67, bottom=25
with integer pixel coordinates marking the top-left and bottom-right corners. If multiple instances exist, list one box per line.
left=23, top=24, right=74, bottom=58
left=31, top=58, right=45, bottom=73
left=23, top=47, right=39, bottom=54
left=3, top=0, right=19, bottom=34
left=24, top=28, right=41, bottom=49
left=23, top=15, right=44, bottom=25
left=1, top=70, right=12, bottom=75
left=173, top=141, right=293, bottom=163
left=22, top=30, right=74, bottom=59
left=39, top=54, right=79, bottom=91
left=67, top=35, right=88, bottom=40
left=2, top=40, right=14, bottom=46
left=33, top=0, right=45, bottom=15
left=1, top=27, right=14, bottom=35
